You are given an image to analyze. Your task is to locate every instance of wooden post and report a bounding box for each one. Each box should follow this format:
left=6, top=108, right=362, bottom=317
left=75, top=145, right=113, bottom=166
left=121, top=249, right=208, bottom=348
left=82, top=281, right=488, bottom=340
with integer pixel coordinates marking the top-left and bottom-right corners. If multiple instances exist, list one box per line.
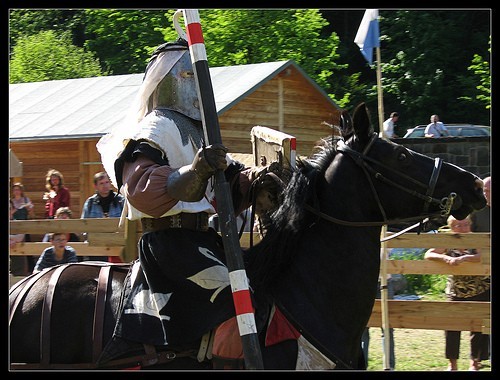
left=380, top=224, right=391, bottom=370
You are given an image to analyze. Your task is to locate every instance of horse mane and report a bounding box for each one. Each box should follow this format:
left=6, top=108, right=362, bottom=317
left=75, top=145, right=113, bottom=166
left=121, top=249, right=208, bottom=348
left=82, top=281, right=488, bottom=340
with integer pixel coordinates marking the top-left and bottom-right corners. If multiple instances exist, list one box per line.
left=246, top=136, right=339, bottom=291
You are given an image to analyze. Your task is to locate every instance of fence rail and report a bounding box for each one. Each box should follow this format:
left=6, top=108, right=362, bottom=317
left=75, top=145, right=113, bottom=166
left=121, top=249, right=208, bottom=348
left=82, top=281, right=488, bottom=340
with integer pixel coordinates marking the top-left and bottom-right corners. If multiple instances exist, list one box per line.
left=9, top=219, right=491, bottom=333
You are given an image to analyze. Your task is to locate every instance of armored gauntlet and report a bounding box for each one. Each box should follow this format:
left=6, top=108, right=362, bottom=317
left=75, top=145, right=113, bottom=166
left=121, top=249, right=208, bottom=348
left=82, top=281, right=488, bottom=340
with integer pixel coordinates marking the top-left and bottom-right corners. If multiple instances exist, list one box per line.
left=250, top=162, right=286, bottom=216
left=166, top=144, right=228, bottom=201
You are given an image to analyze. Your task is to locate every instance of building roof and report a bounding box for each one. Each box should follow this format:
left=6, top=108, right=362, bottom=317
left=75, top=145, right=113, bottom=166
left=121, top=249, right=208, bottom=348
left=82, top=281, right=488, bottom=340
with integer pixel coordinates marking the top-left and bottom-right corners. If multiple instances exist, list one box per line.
left=9, top=60, right=338, bottom=141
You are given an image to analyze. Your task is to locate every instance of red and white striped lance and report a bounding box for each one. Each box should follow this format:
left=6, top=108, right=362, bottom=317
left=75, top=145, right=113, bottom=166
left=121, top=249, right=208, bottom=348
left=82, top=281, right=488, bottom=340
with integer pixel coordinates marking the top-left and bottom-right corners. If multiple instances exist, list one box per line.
left=175, top=9, right=264, bottom=370
left=176, top=9, right=221, bottom=146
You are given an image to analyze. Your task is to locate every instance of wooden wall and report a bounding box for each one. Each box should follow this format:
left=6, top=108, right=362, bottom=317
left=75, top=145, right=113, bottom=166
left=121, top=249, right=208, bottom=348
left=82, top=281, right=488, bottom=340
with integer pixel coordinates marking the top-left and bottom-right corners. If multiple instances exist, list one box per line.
left=9, top=139, right=105, bottom=221
left=219, top=66, right=339, bottom=156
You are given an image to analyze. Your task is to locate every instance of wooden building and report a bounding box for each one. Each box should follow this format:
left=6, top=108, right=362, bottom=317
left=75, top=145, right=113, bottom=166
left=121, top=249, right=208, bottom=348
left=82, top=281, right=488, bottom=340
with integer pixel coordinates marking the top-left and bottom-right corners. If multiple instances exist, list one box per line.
left=9, top=60, right=341, bottom=219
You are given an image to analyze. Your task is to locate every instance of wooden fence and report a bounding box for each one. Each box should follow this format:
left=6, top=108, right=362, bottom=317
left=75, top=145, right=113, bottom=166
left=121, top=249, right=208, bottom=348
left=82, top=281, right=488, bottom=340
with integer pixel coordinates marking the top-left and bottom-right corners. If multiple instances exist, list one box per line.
left=9, top=219, right=490, bottom=333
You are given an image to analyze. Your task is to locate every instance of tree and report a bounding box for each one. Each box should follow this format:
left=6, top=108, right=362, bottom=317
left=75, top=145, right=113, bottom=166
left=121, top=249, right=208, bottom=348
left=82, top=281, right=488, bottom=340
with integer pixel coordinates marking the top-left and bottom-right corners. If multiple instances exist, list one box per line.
left=463, top=38, right=491, bottom=110
left=9, top=30, right=104, bottom=83
left=83, top=9, right=174, bottom=74
left=9, top=9, right=88, bottom=52
left=378, top=10, right=490, bottom=128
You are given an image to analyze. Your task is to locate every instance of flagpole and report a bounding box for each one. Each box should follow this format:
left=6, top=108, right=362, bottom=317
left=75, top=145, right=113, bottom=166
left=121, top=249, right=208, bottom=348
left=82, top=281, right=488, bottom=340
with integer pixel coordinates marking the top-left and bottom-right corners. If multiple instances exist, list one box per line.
left=376, top=46, right=385, bottom=138
left=373, top=12, right=390, bottom=370
left=355, top=9, right=391, bottom=370
left=376, top=43, right=391, bottom=371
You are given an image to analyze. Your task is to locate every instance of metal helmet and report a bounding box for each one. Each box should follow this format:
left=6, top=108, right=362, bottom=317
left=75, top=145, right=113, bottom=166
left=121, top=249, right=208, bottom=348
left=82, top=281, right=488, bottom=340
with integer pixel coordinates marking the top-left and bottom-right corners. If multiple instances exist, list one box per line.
left=146, top=39, right=201, bottom=121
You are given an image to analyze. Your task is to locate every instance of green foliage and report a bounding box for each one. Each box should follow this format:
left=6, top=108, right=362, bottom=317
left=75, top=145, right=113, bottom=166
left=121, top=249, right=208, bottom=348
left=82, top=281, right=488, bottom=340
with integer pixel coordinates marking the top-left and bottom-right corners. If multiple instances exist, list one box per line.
left=83, top=9, right=174, bottom=74
left=392, top=249, right=446, bottom=297
left=164, top=9, right=348, bottom=97
left=378, top=10, right=490, bottom=127
left=9, top=30, right=103, bottom=83
left=9, top=9, right=88, bottom=50
left=405, top=274, right=447, bottom=298
left=463, top=38, right=491, bottom=110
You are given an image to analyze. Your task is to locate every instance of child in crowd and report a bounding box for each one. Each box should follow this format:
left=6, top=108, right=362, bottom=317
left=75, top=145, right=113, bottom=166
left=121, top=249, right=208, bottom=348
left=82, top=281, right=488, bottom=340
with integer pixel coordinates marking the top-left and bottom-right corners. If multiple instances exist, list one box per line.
left=33, top=232, right=78, bottom=273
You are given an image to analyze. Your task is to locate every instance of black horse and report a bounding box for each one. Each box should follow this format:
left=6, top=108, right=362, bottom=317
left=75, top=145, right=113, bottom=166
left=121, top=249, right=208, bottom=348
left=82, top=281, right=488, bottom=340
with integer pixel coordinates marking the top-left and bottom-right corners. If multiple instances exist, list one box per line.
left=9, top=104, right=486, bottom=370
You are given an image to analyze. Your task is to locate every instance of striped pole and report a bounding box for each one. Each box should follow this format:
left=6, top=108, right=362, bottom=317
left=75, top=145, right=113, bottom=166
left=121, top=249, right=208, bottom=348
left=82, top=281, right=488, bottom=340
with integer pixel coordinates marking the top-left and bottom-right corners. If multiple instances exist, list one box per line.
left=176, top=9, right=264, bottom=370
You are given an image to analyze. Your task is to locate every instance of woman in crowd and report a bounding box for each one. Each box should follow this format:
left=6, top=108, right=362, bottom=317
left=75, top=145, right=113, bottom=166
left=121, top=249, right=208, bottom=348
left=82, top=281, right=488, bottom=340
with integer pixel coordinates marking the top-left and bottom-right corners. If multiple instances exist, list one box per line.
left=43, top=169, right=71, bottom=218
left=9, top=182, right=35, bottom=275
left=10, top=182, right=34, bottom=220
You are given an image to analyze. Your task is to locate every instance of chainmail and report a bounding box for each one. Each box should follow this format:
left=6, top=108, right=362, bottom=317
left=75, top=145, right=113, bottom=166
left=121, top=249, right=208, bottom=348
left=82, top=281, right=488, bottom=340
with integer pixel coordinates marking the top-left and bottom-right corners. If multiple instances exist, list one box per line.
left=155, top=108, right=205, bottom=149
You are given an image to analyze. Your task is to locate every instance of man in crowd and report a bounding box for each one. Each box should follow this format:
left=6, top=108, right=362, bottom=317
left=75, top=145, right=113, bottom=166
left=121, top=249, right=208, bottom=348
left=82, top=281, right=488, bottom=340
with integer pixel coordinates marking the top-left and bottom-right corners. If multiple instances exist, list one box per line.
left=81, top=171, right=125, bottom=262
left=424, top=114, right=449, bottom=138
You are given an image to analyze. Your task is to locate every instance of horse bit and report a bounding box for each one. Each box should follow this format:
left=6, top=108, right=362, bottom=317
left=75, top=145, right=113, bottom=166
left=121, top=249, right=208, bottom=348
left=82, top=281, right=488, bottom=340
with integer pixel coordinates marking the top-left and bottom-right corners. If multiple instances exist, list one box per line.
left=305, top=132, right=456, bottom=231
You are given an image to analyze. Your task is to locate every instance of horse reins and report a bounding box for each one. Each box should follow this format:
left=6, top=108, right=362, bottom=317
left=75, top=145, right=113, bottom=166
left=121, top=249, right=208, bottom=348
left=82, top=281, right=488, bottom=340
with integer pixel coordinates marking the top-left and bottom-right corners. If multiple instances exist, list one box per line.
left=304, top=132, right=456, bottom=230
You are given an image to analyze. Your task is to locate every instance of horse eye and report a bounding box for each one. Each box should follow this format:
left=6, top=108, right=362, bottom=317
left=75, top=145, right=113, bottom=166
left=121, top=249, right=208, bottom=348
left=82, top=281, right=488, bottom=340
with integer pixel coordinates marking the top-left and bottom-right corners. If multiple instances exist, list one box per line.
left=398, top=153, right=407, bottom=161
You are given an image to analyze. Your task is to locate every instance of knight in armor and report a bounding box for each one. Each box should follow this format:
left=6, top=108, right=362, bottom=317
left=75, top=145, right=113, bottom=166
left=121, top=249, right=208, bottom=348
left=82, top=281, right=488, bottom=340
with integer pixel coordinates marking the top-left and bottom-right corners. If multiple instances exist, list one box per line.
left=96, top=38, right=281, bottom=367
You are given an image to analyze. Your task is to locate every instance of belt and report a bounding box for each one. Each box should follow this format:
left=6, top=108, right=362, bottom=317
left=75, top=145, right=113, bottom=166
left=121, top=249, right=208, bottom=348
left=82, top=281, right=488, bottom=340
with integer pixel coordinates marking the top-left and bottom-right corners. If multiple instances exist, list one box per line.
left=141, top=213, right=209, bottom=232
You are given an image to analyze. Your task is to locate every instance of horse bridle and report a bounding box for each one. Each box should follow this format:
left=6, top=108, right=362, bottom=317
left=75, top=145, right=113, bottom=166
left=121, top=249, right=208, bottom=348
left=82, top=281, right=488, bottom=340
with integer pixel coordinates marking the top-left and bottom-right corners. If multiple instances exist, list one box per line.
left=304, top=132, right=457, bottom=228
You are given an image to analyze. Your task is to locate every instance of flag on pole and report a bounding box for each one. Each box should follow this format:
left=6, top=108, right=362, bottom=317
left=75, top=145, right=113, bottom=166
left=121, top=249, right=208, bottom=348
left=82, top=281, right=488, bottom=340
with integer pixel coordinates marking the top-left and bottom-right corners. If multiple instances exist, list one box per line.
left=354, top=9, right=380, bottom=64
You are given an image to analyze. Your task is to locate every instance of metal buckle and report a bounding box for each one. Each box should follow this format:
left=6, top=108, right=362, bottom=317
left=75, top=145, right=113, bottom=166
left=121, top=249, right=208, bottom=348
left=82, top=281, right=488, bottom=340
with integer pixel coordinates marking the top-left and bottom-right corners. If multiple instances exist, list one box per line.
left=170, top=214, right=182, bottom=228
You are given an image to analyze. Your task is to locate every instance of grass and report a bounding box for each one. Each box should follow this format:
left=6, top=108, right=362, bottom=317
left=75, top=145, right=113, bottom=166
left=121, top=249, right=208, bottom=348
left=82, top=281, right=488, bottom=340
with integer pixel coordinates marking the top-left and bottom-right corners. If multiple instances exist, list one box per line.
left=365, top=328, right=491, bottom=372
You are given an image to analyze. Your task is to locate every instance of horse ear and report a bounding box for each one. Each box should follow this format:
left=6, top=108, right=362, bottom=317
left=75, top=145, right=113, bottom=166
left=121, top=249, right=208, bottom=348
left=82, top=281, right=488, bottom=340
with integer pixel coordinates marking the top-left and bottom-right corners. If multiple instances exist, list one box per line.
left=352, top=103, right=374, bottom=141
left=339, top=109, right=354, bottom=139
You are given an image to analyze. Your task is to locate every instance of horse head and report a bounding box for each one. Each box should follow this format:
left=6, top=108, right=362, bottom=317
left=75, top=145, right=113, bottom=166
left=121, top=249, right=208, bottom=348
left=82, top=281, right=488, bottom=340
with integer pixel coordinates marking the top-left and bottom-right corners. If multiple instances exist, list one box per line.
left=329, top=102, right=486, bottom=226
left=246, top=102, right=487, bottom=369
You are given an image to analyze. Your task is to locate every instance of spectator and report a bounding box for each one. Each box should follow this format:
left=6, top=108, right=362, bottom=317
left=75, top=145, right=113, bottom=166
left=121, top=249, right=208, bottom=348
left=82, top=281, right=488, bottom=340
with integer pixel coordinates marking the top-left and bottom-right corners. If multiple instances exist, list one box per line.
left=33, top=232, right=78, bottom=273
left=10, top=182, right=35, bottom=220
left=424, top=114, right=450, bottom=138
left=380, top=112, right=399, bottom=139
left=43, top=169, right=71, bottom=219
left=42, top=207, right=81, bottom=261
left=470, top=176, right=490, bottom=232
left=361, top=276, right=396, bottom=370
left=424, top=215, right=490, bottom=371
left=81, top=171, right=125, bottom=262
left=9, top=182, right=35, bottom=276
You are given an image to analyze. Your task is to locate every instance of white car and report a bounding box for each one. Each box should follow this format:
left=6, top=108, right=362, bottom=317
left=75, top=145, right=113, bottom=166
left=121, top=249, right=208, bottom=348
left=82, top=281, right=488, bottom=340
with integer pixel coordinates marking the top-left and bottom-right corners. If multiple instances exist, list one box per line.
left=403, top=124, right=490, bottom=138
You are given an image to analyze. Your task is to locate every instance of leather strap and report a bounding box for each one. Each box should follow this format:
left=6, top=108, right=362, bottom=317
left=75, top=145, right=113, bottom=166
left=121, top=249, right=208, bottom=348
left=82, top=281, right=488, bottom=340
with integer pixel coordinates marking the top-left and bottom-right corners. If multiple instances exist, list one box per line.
left=41, top=264, right=68, bottom=366
left=92, top=265, right=112, bottom=362
left=141, top=212, right=209, bottom=232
